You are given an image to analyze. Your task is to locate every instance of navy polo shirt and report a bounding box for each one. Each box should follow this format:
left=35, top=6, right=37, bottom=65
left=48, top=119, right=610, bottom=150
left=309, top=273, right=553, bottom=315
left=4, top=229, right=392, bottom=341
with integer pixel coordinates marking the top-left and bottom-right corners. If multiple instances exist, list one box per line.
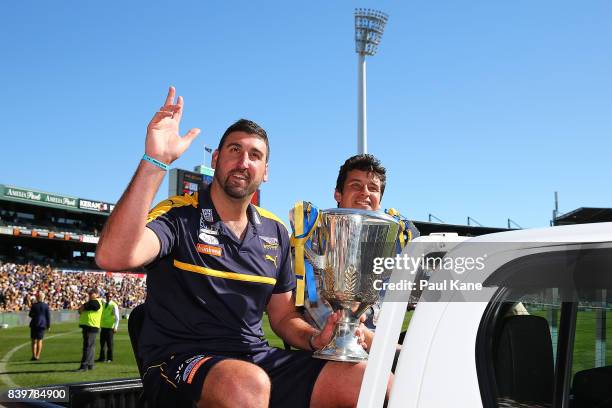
left=140, top=184, right=294, bottom=364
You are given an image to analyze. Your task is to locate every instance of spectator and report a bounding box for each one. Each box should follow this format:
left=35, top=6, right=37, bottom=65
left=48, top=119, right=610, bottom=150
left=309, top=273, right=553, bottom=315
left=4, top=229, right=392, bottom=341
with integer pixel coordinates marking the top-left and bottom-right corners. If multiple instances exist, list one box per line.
left=0, top=287, right=5, bottom=309
left=76, top=288, right=103, bottom=372
left=97, top=291, right=120, bottom=363
left=28, top=292, right=51, bottom=360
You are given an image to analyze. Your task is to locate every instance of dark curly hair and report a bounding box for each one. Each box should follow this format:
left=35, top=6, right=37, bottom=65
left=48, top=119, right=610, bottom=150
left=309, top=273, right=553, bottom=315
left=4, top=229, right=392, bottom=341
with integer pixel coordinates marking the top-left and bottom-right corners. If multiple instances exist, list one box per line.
left=335, top=154, right=386, bottom=196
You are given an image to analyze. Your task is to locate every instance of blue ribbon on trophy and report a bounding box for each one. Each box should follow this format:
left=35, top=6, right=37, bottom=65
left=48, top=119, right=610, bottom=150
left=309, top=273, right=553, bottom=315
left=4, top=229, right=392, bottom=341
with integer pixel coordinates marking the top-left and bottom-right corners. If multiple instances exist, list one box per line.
left=385, top=208, right=420, bottom=253
left=289, top=201, right=321, bottom=306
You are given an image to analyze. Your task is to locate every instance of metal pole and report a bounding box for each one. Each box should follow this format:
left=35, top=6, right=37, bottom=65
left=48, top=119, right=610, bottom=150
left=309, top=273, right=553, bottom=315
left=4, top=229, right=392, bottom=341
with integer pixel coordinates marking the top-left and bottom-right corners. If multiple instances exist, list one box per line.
left=354, top=8, right=387, bottom=155
left=357, top=54, right=367, bottom=154
left=552, top=191, right=559, bottom=226
left=596, top=289, right=607, bottom=367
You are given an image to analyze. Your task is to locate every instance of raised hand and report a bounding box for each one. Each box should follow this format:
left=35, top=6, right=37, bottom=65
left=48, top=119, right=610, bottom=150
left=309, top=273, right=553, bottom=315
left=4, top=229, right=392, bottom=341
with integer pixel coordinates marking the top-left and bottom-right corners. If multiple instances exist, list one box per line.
left=145, top=86, right=201, bottom=165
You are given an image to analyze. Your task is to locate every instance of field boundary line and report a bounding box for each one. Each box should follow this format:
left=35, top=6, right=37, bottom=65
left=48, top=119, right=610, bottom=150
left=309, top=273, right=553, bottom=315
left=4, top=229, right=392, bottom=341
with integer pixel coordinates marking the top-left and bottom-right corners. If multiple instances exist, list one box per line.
left=0, top=329, right=80, bottom=388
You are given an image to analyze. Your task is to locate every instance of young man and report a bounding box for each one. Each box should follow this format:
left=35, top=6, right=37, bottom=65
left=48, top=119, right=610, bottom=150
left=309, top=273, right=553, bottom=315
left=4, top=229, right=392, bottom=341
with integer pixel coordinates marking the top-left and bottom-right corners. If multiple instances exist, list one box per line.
left=95, top=87, right=383, bottom=408
left=303, top=154, right=419, bottom=350
left=98, top=291, right=120, bottom=363
left=29, top=292, right=50, bottom=361
left=334, top=154, right=386, bottom=213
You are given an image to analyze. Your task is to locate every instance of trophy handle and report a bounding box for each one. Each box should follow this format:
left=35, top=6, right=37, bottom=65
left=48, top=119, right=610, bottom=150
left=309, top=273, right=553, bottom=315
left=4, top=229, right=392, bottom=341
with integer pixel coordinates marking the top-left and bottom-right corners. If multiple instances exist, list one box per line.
left=304, top=246, right=324, bottom=270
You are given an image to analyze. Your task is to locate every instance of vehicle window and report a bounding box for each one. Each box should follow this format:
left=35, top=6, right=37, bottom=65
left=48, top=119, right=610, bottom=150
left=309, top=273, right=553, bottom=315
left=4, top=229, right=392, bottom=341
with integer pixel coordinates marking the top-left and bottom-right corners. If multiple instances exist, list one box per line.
left=569, top=292, right=612, bottom=408
left=480, top=289, right=612, bottom=408
left=492, top=296, right=559, bottom=408
left=476, top=246, right=612, bottom=408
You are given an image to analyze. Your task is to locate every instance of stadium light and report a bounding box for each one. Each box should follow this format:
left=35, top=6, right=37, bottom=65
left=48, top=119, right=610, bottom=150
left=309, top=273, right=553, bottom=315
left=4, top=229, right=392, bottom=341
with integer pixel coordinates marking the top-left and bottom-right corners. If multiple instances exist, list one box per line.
left=354, top=8, right=388, bottom=154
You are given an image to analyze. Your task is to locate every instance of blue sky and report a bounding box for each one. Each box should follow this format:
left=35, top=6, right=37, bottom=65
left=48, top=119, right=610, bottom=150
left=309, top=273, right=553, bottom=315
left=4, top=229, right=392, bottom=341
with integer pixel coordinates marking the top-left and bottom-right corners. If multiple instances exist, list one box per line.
left=1, top=1, right=611, bottom=229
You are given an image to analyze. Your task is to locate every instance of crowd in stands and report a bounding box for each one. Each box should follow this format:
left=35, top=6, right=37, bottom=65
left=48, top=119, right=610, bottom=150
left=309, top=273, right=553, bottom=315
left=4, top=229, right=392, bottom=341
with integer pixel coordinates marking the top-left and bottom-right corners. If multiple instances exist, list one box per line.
left=0, top=262, right=146, bottom=312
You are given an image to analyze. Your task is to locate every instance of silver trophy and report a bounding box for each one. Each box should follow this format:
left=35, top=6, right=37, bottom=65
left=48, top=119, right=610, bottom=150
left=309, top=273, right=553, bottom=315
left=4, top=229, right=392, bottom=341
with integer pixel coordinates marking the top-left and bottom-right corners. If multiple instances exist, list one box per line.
left=304, top=208, right=399, bottom=362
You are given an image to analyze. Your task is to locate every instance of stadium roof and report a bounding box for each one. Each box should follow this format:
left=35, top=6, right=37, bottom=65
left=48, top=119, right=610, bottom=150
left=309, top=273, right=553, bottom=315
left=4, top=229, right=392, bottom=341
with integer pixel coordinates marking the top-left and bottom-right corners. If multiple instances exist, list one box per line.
left=0, top=184, right=114, bottom=216
left=412, top=221, right=513, bottom=237
left=554, top=207, right=612, bottom=226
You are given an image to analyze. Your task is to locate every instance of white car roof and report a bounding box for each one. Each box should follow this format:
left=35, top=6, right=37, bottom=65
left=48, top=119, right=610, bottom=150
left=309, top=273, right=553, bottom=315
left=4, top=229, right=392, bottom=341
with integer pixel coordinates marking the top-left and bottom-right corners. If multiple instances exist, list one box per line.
left=465, top=221, right=612, bottom=243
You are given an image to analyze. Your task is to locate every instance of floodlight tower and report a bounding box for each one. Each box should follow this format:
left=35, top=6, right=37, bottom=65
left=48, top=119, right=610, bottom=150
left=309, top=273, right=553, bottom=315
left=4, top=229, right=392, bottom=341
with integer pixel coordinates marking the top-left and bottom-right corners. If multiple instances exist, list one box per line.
left=354, top=8, right=388, bottom=154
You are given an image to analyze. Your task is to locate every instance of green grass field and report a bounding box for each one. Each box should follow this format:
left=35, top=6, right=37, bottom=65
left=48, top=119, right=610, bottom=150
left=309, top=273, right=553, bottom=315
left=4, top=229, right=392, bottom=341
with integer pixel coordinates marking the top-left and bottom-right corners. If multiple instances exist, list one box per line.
left=0, top=316, right=287, bottom=390
left=11, top=308, right=608, bottom=392
left=529, top=308, right=612, bottom=375
left=0, top=321, right=140, bottom=390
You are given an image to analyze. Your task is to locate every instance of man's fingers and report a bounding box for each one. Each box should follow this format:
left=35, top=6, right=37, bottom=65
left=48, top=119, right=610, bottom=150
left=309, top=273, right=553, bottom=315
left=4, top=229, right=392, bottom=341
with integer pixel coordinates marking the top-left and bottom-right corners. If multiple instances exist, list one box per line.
left=164, top=86, right=175, bottom=106
left=155, top=110, right=175, bottom=117
left=175, top=129, right=201, bottom=157
left=159, top=105, right=181, bottom=114
left=150, top=111, right=174, bottom=123
left=183, top=128, right=201, bottom=143
left=174, top=96, right=185, bottom=121
left=320, top=311, right=340, bottom=338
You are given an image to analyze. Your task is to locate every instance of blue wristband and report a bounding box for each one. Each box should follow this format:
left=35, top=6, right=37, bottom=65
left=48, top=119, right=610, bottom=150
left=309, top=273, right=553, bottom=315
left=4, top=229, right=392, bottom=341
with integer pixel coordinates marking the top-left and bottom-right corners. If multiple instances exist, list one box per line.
left=142, top=154, right=170, bottom=171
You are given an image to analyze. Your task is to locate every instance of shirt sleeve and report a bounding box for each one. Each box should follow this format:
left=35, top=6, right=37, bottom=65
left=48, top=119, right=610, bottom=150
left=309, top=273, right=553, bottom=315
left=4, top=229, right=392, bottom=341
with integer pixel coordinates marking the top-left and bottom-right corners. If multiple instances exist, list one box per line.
left=272, top=224, right=296, bottom=294
left=45, top=304, right=51, bottom=328
left=145, top=198, right=181, bottom=260
left=112, top=304, right=120, bottom=330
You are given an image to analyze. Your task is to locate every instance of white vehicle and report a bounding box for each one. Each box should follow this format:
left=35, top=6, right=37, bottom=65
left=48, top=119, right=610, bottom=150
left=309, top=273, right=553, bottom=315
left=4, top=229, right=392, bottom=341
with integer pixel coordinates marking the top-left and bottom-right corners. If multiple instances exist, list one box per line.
left=359, top=222, right=612, bottom=408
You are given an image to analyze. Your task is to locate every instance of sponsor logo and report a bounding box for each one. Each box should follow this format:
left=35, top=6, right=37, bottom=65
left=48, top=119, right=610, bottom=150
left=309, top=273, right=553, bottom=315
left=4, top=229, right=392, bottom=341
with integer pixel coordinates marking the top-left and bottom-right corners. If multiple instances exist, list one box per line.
left=265, top=254, right=278, bottom=268
left=181, top=355, right=206, bottom=383
left=202, top=209, right=214, bottom=223
left=79, top=199, right=110, bottom=212
left=196, top=244, right=222, bottom=257
left=199, top=232, right=219, bottom=245
left=5, top=188, right=78, bottom=208
left=186, top=356, right=212, bottom=384
left=199, top=227, right=218, bottom=235
left=6, top=188, right=41, bottom=200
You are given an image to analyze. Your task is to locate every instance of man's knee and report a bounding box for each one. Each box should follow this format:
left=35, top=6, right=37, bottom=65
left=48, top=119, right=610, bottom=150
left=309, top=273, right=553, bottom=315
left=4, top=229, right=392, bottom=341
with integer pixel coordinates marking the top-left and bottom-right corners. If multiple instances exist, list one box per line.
left=311, top=361, right=367, bottom=408
left=312, top=360, right=395, bottom=408
left=199, top=360, right=270, bottom=408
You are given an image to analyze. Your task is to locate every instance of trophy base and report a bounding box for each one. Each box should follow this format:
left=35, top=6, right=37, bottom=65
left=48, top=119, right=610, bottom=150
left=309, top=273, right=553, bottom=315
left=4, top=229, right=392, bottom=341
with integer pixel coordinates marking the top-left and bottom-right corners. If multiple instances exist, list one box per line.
left=313, top=321, right=368, bottom=362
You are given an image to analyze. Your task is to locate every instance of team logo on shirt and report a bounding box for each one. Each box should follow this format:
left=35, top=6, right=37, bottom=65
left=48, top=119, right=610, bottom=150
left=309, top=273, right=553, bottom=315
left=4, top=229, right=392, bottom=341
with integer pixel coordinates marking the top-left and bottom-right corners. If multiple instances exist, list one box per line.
left=202, top=208, right=214, bottom=223
left=260, top=236, right=279, bottom=250
left=196, top=243, right=222, bottom=257
left=198, top=216, right=219, bottom=244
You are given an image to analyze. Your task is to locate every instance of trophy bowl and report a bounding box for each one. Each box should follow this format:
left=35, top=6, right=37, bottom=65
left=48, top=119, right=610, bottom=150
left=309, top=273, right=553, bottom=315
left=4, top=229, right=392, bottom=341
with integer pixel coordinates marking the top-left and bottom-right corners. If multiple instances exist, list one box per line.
left=305, top=208, right=399, bottom=362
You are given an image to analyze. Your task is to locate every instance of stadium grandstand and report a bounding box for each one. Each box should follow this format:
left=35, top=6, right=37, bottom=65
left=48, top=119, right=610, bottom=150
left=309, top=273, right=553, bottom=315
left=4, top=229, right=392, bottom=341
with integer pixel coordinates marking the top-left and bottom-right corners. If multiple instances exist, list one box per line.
left=0, top=184, right=146, bottom=314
